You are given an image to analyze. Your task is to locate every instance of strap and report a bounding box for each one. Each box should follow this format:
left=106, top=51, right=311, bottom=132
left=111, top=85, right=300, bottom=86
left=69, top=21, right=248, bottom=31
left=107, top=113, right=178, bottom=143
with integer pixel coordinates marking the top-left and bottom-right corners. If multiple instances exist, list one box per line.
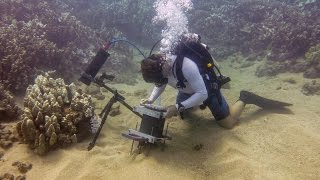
left=175, top=55, right=186, bottom=88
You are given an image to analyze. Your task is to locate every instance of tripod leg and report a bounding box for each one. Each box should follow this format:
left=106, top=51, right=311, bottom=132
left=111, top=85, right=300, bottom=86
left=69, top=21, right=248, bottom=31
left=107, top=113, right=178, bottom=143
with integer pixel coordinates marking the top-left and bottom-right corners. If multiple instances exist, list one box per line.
left=88, top=96, right=117, bottom=151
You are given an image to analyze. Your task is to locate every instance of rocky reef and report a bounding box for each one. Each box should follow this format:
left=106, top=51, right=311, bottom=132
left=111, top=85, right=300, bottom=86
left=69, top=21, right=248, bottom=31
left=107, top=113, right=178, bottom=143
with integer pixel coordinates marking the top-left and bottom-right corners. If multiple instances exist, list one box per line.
left=0, top=0, right=319, bottom=98
left=0, top=85, right=20, bottom=121
left=16, top=73, right=95, bottom=155
left=189, top=0, right=320, bottom=59
left=186, top=0, right=320, bottom=80
left=0, top=0, right=99, bottom=93
left=303, top=44, right=320, bottom=78
left=0, top=0, right=138, bottom=94
left=61, top=0, right=160, bottom=45
left=301, top=80, right=320, bottom=96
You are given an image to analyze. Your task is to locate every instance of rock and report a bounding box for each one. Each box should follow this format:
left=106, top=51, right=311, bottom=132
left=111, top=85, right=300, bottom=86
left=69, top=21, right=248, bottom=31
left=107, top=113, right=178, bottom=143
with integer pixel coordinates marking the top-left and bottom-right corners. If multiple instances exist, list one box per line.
left=0, top=125, right=15, bottom=150
left=0, top=173, right=14, bottom=180
left=100, top=87, right=108, bottom=93
left=12, top=161, right=33, bottom=173
left=109, top=105, right=121, bottom=117
left=94, top=93, right=105, bottom=100
left=15, top=175, right=26, bottom=180
left=118, top=90, right=126, bottom=95
left=85, top=84, right=101, bottom=95
left=192, top=143, right=203, bottom=151
left=70, top=134, right=77, bottom=143
left=303, top=67, right=320, bottom=79
left=133, top=89, right=148, bottom=97
left=240, top=61, right=255, bottom=68
left=283, top=78, right=297, bottom=84
left=301, top=80, right=320, bottom=96
left=255, top=62, right=285, bottom=77
left=0, top=140, right=13, bottom=149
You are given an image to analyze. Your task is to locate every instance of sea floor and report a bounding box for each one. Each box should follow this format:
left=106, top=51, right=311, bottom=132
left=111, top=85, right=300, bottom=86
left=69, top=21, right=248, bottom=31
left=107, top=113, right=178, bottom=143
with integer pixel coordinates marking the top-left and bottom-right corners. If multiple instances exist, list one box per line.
left=1, top=60, right=320, bottom=180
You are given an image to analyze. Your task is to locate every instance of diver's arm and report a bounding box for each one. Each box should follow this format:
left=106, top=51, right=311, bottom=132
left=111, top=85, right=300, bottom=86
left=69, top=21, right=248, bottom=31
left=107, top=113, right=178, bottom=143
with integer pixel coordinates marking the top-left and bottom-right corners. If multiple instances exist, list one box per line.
left=179, top=58, right=208, bottom=109
left=148, top=84, right=167, bottom=103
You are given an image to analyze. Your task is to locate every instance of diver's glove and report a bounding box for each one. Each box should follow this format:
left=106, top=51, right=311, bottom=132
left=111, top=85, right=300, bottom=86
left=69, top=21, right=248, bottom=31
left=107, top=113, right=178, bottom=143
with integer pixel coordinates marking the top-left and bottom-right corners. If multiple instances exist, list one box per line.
left=164, top=105, right=178, bottom=118
left=140, top=99, right=152, bottom=105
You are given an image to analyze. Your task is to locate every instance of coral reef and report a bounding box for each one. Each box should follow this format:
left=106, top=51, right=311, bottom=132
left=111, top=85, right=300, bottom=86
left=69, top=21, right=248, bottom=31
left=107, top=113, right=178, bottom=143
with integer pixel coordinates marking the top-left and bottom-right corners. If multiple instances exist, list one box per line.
left=16, top=73, right=95, bottom=155
left=1, top=0, right=319, bottom=92
left=0, top=0, right=138, bottom=93
left=189, top=0, right=320, bottom=60
left=255, top=44, right=320, bottom=78
left=0, top=0, right=99, bottom=93
left=61, top=0, right=159, bottom=45
left=0, top=85, right=20, bottom=120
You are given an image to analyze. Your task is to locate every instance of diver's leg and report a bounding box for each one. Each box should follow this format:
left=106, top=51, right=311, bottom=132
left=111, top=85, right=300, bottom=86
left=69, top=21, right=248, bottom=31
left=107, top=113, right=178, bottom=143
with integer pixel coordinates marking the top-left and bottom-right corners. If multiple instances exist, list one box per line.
left=216, top=100, right=245, bottom=129
left=207, top=92, right=236, bottom=129
left=206, top=90, right=246, bottom=129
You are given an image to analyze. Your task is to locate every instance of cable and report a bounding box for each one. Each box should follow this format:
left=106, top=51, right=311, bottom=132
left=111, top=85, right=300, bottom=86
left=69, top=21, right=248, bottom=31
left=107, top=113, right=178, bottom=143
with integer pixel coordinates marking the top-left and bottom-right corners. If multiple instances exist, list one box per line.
left=109, top=38, right=146, bottom=59
left=149, top=38, right=163, bottom=56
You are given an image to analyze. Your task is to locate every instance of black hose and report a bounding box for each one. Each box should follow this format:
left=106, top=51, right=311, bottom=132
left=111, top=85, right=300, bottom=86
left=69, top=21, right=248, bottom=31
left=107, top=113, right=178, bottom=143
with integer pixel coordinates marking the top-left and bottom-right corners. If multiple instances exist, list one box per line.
left=109, top=39, right=146, bottom=58
left=149, top=38, right=163, bottom=57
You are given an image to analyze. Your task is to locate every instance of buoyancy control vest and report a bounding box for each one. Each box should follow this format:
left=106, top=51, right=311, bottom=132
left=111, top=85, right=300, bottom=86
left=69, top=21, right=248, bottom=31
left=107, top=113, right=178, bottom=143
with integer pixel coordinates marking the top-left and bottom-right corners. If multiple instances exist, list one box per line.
left=170, top=34, right=230, bottom=105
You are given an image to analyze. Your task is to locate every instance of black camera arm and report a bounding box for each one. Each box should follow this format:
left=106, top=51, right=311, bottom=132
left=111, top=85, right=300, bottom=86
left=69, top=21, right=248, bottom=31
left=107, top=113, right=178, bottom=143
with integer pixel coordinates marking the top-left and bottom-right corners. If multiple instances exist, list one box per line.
left=87, top=74, right=142, bottom=151
left=80, top=39, right=144, bottom=151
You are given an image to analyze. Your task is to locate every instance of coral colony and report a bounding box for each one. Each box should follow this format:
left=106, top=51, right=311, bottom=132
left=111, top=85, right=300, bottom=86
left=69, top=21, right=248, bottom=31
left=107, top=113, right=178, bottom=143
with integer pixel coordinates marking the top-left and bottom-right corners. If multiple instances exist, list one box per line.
left=16, top=73, right=94, bottom=155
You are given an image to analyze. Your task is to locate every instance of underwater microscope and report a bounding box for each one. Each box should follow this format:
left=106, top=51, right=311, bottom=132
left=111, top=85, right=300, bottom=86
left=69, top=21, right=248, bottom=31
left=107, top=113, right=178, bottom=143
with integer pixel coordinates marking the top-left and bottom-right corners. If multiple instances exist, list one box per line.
left=79, top=38, right=171, bottom=153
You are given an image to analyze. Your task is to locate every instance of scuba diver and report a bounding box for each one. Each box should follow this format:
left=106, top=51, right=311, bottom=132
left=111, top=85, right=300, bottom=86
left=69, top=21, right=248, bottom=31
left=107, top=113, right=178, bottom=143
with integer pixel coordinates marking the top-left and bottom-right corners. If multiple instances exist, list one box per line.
left=140, top=33, right=292, bottom=129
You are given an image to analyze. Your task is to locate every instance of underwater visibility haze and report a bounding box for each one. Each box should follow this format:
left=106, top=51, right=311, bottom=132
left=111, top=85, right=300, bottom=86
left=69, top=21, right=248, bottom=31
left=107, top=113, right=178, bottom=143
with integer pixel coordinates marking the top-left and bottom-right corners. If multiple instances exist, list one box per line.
left=0, top=0, right=320, bottom=179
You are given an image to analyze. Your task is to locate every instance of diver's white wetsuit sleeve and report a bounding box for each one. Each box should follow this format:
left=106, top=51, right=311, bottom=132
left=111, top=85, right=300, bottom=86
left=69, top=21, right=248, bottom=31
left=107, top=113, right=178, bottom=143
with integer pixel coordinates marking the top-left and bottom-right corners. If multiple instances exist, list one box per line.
left=179, top=59, right=208, bottom=109
left=148, top=84, right=166, bottom=103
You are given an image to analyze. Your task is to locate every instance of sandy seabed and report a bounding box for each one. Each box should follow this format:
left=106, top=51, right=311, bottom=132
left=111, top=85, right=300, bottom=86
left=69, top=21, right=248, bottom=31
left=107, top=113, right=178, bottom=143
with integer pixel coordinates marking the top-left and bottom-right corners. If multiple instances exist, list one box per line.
left=1, top=60, right=320, bottom=180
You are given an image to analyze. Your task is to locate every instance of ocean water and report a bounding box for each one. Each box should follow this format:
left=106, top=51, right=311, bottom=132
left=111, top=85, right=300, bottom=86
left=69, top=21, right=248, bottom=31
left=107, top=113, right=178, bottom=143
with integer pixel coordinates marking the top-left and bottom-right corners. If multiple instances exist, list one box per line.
left=0, top=0, right=320, bottom=179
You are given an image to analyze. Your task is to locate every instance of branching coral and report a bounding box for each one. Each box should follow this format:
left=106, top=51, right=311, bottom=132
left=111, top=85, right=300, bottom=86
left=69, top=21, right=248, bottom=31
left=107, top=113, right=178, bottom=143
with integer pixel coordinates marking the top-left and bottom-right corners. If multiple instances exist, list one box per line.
left=16, top=73, right=95, bottom=155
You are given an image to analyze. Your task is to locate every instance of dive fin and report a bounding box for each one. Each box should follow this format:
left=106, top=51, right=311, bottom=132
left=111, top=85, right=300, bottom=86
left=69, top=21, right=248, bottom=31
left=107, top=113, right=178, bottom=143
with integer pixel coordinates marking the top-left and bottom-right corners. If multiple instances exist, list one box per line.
left=239, top=90, right=292, bottom=109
